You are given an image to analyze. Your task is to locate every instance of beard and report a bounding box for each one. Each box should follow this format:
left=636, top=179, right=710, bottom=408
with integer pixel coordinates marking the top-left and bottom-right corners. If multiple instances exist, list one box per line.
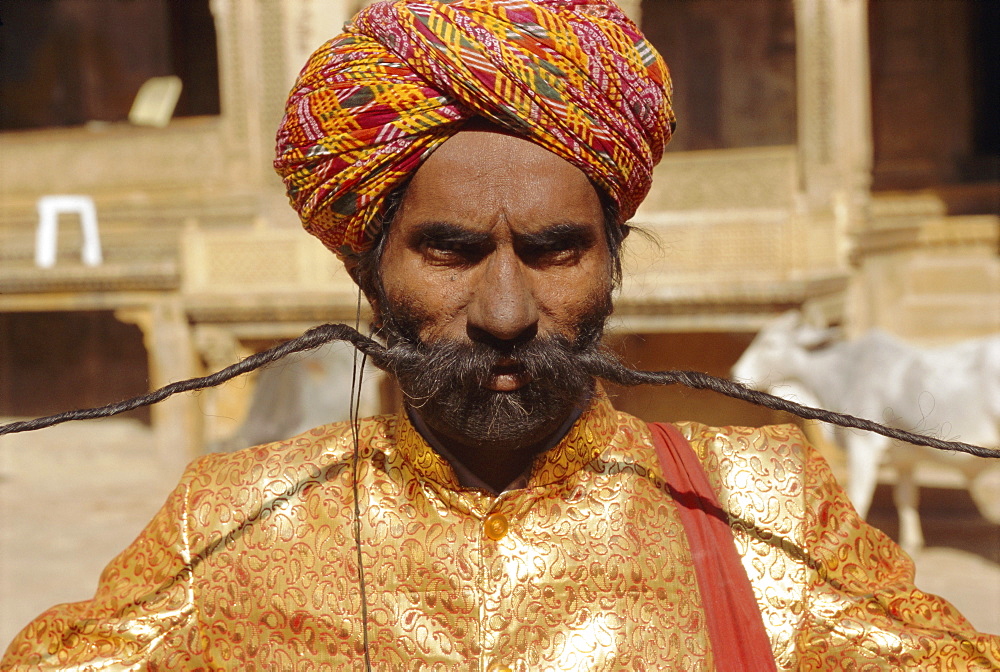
left=374, top=295, right=617, bottom=452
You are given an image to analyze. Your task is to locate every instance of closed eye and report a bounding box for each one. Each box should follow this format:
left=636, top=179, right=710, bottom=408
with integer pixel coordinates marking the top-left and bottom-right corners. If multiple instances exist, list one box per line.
left=412, top=222, right=491, bottom=265
left=515, top=222, right=597, bottom=266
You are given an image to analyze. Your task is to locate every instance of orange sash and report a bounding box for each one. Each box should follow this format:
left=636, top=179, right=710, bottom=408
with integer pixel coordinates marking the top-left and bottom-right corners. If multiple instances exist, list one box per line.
left=648, top=422, right=778, bottom=671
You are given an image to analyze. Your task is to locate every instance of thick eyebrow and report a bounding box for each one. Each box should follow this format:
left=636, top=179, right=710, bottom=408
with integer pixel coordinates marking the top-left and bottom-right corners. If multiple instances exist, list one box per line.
left=515, top=222, right=597, bottom=250
left=410, top=221, right=491, bottom=247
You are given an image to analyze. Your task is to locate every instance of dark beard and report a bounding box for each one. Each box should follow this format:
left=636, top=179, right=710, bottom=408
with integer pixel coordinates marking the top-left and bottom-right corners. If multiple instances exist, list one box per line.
left=374, top=299, right=618, bottom=452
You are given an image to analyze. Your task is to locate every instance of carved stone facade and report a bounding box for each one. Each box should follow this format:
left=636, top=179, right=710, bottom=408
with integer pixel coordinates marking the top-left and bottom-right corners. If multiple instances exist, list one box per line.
left=641, top=0, right=798, bottom=152
left=0, top=0, right=995, bottom=458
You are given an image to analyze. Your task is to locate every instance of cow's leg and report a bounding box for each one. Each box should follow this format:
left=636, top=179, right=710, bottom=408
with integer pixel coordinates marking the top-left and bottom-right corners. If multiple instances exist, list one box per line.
left=846, top=438, right=883, bottom=519
left=894, top=458, right=924, bottom=556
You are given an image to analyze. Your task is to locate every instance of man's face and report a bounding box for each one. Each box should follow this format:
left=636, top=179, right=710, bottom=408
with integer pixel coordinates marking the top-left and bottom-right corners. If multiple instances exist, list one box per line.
left=376, top=127, right=615, bottom=451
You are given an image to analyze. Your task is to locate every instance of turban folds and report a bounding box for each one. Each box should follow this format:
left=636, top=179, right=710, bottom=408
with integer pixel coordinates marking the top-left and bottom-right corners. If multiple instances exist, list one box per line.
left=274, top=0, right=675, bottom=258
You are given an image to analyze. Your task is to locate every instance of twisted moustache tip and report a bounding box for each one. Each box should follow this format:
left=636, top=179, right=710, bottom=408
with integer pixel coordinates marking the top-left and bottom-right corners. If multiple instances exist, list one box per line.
left=3, top=322, right=998, bottom=461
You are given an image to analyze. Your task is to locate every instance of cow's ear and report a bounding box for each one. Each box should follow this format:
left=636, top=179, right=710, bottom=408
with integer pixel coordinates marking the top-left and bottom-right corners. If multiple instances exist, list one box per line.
left=800, top=326, right=841, bottom=351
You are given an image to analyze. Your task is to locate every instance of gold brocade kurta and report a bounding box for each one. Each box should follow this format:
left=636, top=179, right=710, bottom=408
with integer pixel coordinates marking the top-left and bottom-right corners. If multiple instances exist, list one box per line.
left=4, top=394, right=999, bottom=670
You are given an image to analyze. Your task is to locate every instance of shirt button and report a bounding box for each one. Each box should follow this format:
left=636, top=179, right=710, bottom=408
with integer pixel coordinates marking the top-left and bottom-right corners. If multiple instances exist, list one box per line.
left=483, top=512, right=509, bottom=541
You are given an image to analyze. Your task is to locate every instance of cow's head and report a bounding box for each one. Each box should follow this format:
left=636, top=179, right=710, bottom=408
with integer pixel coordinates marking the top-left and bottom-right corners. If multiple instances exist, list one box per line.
left=732, top=310, right=839, bottom=394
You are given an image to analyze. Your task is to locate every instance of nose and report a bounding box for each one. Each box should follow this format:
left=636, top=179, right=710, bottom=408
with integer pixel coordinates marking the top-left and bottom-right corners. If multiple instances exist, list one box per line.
left=466, top=249, right=539, bottom=345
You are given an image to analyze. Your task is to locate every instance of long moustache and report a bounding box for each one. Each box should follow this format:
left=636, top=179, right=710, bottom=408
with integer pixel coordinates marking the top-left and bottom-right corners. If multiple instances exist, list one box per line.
left=1, top=322, right=998, bottom=459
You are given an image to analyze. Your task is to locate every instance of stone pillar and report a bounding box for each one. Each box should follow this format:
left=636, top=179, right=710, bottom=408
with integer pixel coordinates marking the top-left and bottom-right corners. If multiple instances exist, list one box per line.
left=193, top=325, right=251, bottom=447
left=794, top=0, right=872, bottom=237
left=209, top=0, right=263, bottom=189
left=796, top=0, right=875, bottom=334
left=282, top=0, right=359, bottom=95
left=117, top=301, right=200, bottom=477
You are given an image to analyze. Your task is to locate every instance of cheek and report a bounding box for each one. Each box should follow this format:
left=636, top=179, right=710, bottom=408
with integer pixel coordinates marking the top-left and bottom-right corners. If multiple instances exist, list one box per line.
left=382, top=260, right=473, bottom=337
left=534, top=265, right=613, bottom=332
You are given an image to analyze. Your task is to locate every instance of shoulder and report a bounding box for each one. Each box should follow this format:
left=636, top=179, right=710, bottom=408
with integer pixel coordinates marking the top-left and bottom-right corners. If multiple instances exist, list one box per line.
left=615, top=413, right=816, bottom=475
left=606, top=412, right=820, bottom=492
left=667, top=422, right=836, bottom=549
left=179, top=415, right=398, bottom=509
left=673, top=422, right=819, bottom=502
left=673, top=422, right=813, bottom=465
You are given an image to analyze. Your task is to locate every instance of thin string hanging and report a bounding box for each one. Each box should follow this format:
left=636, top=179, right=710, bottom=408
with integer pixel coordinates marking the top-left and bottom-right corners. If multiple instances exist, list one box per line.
left=349, top=290, right=374, bottom=672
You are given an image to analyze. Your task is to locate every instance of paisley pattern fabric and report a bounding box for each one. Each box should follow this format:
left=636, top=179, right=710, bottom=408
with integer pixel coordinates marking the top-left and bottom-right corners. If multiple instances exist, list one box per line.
left=5, top=394, right=999, bottom=670
left=273, top=0, right=674, bottom=258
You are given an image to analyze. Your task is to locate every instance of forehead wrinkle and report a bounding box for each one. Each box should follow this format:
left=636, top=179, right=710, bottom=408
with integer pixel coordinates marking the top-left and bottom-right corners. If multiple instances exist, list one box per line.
left=394, top=130, right=605, bottom=248
left=415, top=130, right=593, bottom=200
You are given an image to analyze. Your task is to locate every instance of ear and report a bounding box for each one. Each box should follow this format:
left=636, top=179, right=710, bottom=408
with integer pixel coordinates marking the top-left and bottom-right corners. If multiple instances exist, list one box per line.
left=768, top=310, right=804, bottom=333
left=797, top=324, right=841, bottom=351
left=764, top=310, right=832, bottom=350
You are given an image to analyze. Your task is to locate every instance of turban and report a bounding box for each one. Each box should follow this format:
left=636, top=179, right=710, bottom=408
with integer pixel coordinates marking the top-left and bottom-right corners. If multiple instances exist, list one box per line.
left=274, top=0, right=675, bottom=259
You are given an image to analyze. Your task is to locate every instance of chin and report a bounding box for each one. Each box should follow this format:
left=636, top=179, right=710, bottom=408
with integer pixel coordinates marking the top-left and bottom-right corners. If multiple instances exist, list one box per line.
left=416, top=381, right=587, bottom=452
left=433, top=415, right=565, bottom=453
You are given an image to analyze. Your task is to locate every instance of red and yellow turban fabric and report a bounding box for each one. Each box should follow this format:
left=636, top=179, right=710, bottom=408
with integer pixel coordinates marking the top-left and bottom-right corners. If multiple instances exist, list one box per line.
left=274, top=0, right=675, bottom=258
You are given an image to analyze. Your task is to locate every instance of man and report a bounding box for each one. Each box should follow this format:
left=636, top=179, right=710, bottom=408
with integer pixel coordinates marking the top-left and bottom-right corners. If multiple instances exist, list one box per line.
left=4, top=0, right=999, bottom=669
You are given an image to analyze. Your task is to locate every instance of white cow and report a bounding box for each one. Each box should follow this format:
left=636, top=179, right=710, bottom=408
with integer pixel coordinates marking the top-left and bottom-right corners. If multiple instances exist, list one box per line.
left=732, top=311, right=1000, bottom=554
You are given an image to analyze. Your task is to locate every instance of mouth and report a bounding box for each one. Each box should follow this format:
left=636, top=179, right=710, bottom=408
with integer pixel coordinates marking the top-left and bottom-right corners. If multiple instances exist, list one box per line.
left=484, top=359, right=532, bottom=392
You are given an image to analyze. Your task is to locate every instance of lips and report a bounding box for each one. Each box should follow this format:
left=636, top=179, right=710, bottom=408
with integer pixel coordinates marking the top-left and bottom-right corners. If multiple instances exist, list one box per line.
left=485, top=359, right=532, bottom=392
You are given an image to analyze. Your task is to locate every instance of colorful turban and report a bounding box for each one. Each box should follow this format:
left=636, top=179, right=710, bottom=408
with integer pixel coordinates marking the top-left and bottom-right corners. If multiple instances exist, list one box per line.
left=274, top=0, right=675, bottom=258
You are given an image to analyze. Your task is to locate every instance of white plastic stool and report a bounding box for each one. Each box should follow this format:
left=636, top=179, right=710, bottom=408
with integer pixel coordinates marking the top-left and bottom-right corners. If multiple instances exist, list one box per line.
left=35, top=195, right=103, bottom=268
